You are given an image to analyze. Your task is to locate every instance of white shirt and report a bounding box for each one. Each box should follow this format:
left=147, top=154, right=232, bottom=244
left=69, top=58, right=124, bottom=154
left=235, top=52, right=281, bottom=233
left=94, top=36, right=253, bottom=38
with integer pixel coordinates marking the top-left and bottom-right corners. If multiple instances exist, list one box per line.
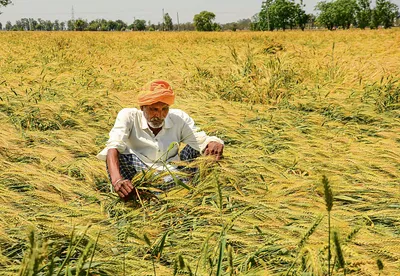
left=97, top=108, right=223, bottom=169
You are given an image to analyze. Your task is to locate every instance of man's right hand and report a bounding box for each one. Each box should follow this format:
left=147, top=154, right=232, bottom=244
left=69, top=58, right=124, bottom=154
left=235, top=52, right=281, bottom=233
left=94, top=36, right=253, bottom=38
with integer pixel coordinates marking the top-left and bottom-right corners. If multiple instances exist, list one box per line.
left=112, top=178, right=134, bottom=199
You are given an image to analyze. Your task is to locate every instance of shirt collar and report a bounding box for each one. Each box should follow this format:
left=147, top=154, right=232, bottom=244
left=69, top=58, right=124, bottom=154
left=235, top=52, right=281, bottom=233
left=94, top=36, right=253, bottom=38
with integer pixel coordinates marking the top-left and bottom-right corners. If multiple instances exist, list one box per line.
left=139, top=110, right=173, bottom=130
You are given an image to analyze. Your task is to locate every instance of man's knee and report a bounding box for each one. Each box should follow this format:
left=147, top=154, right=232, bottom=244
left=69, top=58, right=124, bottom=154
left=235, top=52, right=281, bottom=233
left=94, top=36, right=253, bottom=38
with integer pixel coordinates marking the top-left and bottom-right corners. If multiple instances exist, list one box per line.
left=180, top=145, right=200, bottom=162
left=107, top=153, right=146, bottom=181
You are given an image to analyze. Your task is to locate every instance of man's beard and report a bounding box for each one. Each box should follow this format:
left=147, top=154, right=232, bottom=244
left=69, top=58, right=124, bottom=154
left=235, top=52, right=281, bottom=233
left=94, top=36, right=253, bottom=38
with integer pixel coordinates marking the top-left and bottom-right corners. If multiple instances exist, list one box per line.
left=148, top=118, right=164, bottom=128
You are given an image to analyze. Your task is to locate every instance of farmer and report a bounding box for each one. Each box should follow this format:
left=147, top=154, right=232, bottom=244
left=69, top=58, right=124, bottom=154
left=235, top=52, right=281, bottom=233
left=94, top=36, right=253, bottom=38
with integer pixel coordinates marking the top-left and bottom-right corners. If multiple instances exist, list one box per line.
left=97, top=80, right=224, bottom=200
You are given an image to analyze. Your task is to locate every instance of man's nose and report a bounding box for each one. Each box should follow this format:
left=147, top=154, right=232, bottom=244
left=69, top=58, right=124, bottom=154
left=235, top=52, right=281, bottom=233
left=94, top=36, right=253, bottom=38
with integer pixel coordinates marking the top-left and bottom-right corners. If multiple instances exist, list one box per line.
left=155, top=110, right=162, bottom=117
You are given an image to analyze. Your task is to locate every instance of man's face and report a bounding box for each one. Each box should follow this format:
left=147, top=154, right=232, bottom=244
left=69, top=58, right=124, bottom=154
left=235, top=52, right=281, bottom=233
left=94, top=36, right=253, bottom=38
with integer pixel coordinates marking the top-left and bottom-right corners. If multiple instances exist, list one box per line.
left=141, top=102, right=169, bottom=129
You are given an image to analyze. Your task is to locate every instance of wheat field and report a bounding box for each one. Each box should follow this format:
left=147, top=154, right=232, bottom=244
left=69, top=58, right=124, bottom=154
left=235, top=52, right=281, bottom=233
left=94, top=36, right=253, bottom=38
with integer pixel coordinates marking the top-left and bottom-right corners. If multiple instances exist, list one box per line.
left=0, top=30, right=399, bottom=275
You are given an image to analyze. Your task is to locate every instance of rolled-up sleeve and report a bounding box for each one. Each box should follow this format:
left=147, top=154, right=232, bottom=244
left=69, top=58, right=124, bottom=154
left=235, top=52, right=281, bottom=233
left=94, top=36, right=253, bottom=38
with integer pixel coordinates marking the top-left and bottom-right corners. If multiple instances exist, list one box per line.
left=96, top=108, right=133, bottom=161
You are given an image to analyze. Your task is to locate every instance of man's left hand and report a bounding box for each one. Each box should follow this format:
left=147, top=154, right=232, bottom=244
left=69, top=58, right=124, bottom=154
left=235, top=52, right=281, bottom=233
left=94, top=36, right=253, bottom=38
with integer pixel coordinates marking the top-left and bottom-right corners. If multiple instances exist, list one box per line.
left=204, top=141, right=224, bottom=160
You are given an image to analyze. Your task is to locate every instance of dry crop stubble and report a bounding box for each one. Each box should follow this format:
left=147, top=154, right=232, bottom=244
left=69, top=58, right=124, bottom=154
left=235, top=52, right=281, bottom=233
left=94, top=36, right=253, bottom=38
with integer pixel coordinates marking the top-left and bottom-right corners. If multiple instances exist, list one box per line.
left=0, top=30, right=399, bottom=275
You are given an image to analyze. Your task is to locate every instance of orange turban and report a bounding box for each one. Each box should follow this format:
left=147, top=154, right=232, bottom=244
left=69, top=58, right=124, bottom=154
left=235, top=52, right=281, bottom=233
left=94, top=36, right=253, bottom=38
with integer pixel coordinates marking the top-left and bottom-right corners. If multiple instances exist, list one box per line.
left=138, top=80, right=175, bottom=106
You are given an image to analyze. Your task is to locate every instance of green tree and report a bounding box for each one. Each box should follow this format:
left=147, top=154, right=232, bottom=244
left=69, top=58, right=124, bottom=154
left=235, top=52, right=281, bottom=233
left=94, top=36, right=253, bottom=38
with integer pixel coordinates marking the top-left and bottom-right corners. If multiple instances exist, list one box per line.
left=164, top=13, right=173, bottom=31
left=74, top=19, right=87, bottom=31
left=316, top=1, right=338, bottom=30
left=20, top=18, right=29, bottom=30
left=356, top=0, right=372, bottom=29
left=29, top=18, right=38, bottom=30
left=5, top=20, right=12, bottom=30
left=44, top=19, right=54, bottom=31
left=131, top=19, right=146, bottom=31
left=317, top=0, right=363, bottom=30
left=376, top=0, right=399, bottom=28
left=213, top=22, right=221, bottom=31
left=14, top=19, right=23, bottom=30
left=88, top=20, right=100, bottom=31
left=115, top=19, right=127, bottom=31
left=193, top=11, right=216, bottom=31
left=86, top=19, right=107, bottom=31
left=335, top=0, right=358, bottom=29
left=67, top=20, right=74, bottom=31
left=107, top=20, right=117, bottom=31
left=258, top=0, right=308, bottom=31
left=258, top=0, right=275, bottom=31
left=99, top=19, right=109, bottom=31
left=37, top=18, right=46, bottom=30
left=53, top=19, right=60, bottom=31
left=277, top=0, right=298, bottom=30
left=231, top=22, right=238, bottom=31
left=370, top=8, right=381, bottom=28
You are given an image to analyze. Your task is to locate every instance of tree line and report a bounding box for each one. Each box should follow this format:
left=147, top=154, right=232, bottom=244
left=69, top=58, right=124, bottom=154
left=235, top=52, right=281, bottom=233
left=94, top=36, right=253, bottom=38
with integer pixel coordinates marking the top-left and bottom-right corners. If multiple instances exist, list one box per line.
left=252, top=0, right=399, bottom=30
left=315, top=0, right=399, bottom=30
left=0, top=0, right=399, bottom=31
left=0, top=17, right=251, bottom=32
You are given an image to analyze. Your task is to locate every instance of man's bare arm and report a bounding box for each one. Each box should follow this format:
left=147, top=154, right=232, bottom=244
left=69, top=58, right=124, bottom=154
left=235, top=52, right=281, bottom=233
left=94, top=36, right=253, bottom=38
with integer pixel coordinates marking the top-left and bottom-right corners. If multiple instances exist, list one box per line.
left=106, top=149, right=133, bottom=199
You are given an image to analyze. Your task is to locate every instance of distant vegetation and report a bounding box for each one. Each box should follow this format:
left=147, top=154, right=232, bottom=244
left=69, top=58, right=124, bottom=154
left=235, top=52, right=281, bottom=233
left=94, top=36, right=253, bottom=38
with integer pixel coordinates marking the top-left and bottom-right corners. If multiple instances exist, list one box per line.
left=0, top=0, right=399, bottom=31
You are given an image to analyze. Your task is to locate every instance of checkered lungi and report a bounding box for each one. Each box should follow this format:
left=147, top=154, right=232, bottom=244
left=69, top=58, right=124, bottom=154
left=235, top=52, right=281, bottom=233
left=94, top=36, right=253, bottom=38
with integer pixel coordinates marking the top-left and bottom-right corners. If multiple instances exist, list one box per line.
left=106, top=145, right=200, bottom=191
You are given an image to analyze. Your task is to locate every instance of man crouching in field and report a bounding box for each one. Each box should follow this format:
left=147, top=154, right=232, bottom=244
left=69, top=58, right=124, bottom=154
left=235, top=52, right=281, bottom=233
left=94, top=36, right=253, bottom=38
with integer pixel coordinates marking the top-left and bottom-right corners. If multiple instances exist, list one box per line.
left=97, top=80, right=224, bottom=200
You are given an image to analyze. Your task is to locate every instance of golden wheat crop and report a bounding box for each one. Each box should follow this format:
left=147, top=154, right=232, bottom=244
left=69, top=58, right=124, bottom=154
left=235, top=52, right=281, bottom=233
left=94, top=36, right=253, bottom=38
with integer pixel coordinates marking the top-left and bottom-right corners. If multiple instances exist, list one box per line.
left=0, top=30, right=399, bottom=275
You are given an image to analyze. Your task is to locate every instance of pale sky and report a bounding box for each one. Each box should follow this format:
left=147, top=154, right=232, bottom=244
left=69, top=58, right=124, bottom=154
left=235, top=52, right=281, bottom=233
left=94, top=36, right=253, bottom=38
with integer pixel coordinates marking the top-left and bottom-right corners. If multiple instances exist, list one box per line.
left=1, top=0, right=399, bottom=25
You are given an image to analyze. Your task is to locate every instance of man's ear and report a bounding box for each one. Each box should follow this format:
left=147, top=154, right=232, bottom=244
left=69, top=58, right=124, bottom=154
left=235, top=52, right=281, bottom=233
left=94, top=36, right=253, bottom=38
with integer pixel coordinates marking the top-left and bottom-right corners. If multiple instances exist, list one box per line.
left=140, top=106, right=144, bottom=111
